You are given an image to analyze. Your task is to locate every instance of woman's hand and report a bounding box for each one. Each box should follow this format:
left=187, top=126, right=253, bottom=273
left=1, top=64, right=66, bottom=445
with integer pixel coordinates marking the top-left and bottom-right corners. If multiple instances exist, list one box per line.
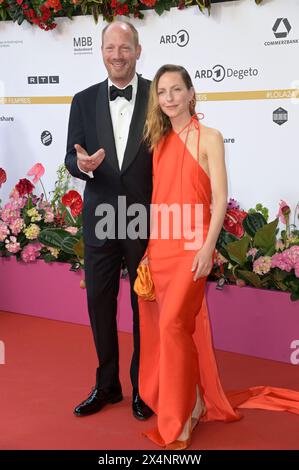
left=140, top=256, right=148, bottom=266
left=191, top=247, right=213, bottom=281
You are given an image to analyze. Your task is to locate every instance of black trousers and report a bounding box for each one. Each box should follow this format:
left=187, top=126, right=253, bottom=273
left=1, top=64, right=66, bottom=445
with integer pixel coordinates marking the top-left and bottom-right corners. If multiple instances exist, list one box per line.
left=84, top=237, right=147, bottom=391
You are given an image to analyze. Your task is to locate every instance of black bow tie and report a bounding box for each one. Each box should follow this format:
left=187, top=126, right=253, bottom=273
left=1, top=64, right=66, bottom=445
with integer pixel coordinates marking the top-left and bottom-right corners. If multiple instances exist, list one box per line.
left=109, top=84, right=133, bottom=102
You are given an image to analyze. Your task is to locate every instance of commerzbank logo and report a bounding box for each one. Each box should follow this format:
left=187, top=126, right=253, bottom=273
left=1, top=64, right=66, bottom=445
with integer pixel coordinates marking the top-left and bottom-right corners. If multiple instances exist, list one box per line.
left=160, top=29, right=189, bottom=47
left=195, top=65, right=258, bottom=82
left=273, top=18, right=291, bottom=38
left=264, top=18, right=298, bottom=46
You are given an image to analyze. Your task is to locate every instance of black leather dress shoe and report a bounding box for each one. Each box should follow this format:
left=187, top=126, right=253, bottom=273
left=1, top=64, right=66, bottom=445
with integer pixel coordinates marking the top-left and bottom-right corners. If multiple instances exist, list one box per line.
left=74, top=386, right=123, bottom=417
left=132, top=389, right=154, bottom=421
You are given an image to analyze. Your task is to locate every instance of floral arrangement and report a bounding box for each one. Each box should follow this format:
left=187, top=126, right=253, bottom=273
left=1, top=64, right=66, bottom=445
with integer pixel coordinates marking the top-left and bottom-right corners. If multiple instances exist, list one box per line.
left=210, top=198, right=299, bottom=301
left=1, top=166, right=298, bottom=300
left=0, top=0, right=265, bottom=31
left=0, top=164, right=84, bottom=269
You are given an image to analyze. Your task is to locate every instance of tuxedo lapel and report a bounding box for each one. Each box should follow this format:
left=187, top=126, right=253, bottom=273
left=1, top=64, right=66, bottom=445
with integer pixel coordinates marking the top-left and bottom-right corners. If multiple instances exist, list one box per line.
left=121, top=76, right=149, bottom=174
left=95, top=79, right=120, bottom=174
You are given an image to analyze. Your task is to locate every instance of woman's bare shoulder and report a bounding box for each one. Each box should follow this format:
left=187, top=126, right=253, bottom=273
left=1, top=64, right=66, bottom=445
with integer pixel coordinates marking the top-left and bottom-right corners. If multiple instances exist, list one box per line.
left=200, top=123, right=223, bottom=143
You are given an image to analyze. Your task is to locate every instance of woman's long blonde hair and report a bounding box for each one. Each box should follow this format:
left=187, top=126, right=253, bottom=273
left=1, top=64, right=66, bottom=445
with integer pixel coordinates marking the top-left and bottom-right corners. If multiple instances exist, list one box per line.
left=144, top=65, right=196, bottom=151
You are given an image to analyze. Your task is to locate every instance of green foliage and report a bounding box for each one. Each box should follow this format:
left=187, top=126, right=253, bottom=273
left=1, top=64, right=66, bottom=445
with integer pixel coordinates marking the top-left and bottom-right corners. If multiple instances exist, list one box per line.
left=0, top=0, right=266, bottom=29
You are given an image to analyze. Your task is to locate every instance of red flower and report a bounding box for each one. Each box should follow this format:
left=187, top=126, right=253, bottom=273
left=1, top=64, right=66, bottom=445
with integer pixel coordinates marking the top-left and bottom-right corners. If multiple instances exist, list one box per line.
left=223, top=208, right=247, bottom=238
left=44, top=0, right=62, bottom=12
left=16, top=0, right=23, bottom=4
left=140, top=0, right=156, bottom=6
left=0, top=168, right=7, bottom=188
left=15, top=178, right=35, bottom=196
left=61, top=190, right=83, bottom=217
left=277, top=200, right=291, bottom=225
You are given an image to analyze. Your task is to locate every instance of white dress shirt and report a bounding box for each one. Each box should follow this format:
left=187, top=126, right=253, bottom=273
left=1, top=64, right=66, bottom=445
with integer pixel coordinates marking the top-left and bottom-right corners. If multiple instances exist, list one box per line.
left=78, top=73, right=138, bottom=178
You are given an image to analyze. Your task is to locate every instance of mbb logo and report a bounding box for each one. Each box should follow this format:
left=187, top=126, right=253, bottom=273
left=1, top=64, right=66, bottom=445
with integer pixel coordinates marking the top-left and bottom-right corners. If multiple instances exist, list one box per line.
left=73, top=37, right=93, bottom=48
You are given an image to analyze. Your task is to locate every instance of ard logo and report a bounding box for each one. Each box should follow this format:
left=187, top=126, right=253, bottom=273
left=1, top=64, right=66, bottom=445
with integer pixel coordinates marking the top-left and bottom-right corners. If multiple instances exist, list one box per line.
left=160, top=30, right=189, bottom=47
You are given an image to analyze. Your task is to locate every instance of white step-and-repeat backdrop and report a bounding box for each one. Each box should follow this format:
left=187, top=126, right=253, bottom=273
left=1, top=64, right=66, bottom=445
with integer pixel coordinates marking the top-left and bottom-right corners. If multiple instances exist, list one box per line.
left=0, top=0, right=298, bottom=219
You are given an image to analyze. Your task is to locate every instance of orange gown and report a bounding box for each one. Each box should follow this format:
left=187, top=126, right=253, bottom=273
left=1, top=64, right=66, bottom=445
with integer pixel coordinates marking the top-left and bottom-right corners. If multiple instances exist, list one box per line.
left=138, top=116, right=299, bottom=449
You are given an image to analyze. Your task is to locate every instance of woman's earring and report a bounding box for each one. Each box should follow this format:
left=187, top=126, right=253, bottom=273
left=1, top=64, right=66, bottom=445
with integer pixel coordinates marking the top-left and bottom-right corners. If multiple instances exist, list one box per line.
left=189, top=97, right=196, bottom=113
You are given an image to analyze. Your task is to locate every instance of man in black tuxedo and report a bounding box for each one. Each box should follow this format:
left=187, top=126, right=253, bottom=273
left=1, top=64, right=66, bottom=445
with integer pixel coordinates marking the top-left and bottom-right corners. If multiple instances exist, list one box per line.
left=65, top=21, right=153, bottom=420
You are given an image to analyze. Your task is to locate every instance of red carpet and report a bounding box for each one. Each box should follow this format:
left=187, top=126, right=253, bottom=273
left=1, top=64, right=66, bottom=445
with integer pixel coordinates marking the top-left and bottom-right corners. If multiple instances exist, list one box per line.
left=0, top=311, right=298, bottom=450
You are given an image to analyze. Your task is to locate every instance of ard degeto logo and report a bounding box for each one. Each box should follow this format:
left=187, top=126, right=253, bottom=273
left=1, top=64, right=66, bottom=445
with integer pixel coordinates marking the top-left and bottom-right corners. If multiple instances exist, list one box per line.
left=41, top=131, right=53, bottom=146
left=212, top=65, right=225, bottom=82
left=195, top=65, right=258, bottom=82
left=273, top=18, right=291, bottom=38
left=160, top=30, right=189, bottom=47
left=273, top=107, right=288, bottom=126
left=28, top=76, right=59, bottom=84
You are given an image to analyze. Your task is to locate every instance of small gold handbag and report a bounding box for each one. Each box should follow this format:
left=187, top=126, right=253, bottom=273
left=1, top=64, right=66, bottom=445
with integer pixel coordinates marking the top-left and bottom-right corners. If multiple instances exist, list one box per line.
left=134, top=263, right=156, bottom=301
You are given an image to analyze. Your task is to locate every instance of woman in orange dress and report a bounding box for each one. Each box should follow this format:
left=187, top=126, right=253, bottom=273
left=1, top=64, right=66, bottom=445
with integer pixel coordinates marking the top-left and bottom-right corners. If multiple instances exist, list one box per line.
left=136, top=65, right=299, bottom=450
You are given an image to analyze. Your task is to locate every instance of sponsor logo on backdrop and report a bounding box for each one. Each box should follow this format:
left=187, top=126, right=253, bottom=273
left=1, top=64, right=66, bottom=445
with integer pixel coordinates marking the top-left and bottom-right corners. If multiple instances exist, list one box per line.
left=195, top=65, right=258, bottom=82
left=73, top=37, right=93, bottom=55
left=290, top=340, right=299, bottom=365
left=273, top=18, right=291, bottom=38
left=28, top=76, right=59, bottom=84
left=265, top=18, right=298, bottom=46
left=0, top=116, right=14, bottom=122
left=223, top=137, right=236, bottom=144
left=0, top=40, right=23, bottom=49
left=160, top=29, right=189, bottom=47
left=273, top=107, right=288, bottom=126
left=41, top=131, right=53, bottom=146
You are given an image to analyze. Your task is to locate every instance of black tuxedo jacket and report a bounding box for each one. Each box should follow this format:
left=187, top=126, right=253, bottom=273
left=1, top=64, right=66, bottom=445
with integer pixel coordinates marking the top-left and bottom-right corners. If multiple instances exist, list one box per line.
left=65, top=75, right=153, bottom=246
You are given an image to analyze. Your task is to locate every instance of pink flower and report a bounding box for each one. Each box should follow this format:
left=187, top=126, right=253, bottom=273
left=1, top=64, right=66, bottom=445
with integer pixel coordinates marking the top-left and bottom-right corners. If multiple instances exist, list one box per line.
left=275, top=240, right=285, bottom=251
left=214, top=251, right=228, bottom=266
left=21, top=243, right=42, bottom=263
left=44, top=210, right=54, bottom=223
left=236, top=279, right=246, bottom=287
left=9, top=218, right=24, bottom=236
left=65, top=226, right=78, bottom=235
left=247, top=248, right=258, bottom=259
left=5, top=236, right=21, bottom=254
left=1, top=201, right=21, bottom=224
left=27, top=163, right=45, bottom=184
left=9, top=188, right=26, bottom=207
left=271, top=246, right=299, bottom=273
left=227, top=198, right=240, bottom=210
left=277, top=200, right=291, bottom=224
left=0, top=221, right=9, bottom=242
left=253, top=256, right=272, bottom=275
